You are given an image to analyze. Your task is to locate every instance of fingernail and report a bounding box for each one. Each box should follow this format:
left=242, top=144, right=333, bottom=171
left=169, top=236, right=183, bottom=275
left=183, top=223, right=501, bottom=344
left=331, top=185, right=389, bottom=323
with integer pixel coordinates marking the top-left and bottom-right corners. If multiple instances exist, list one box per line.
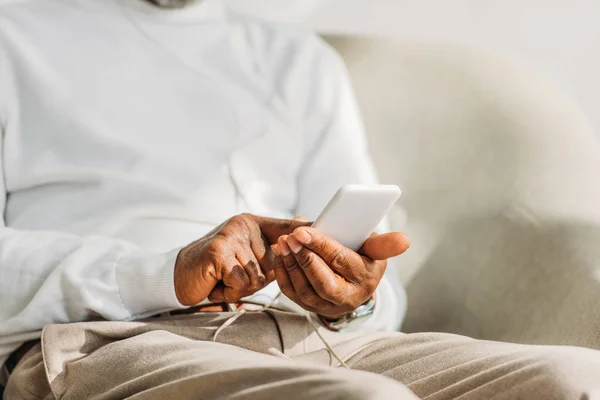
left=287, top=236, right=303, bottom=254
left=279, top=236, right=291, bottom=256
left=294, top=229, right=311, bottom=245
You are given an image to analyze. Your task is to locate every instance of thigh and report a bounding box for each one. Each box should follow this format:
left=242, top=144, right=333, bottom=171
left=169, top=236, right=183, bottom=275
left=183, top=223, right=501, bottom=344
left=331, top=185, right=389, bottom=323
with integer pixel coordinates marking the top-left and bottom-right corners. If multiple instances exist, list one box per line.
left=344, top=332, right=600, bottom=400
left=7, top=313, right=417, bottom=400
left=112, top=330, right=415, bottom=400
left=4, top=343, right=53, bottom=400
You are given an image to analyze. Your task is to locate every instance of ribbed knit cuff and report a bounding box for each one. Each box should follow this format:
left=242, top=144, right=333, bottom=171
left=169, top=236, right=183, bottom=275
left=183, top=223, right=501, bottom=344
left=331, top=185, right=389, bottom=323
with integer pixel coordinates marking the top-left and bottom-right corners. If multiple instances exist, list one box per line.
left=116, top=248, right=186, bottom=317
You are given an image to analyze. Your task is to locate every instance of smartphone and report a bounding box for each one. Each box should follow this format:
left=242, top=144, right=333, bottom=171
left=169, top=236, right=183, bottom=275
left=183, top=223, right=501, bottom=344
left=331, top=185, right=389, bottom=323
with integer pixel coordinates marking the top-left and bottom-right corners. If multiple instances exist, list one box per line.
left=312, top=184, right=402, bottom=251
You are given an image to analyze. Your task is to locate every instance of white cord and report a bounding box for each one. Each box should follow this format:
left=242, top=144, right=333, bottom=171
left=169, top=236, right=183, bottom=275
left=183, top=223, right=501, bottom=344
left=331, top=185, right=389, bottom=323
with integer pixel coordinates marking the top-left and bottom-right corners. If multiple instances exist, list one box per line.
left=213, top=309, right=246, bottom=342
left=306, top=313, right=350, bottom=370
left=212, top=292, right=351, bottom=370
left=213, top=292, right=282, bottom=342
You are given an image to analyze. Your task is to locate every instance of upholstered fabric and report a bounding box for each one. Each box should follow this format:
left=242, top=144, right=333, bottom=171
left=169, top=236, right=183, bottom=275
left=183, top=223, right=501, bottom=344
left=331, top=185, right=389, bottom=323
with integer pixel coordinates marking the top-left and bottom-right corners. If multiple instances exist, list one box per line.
left=324, top=35, right=600, bottom=348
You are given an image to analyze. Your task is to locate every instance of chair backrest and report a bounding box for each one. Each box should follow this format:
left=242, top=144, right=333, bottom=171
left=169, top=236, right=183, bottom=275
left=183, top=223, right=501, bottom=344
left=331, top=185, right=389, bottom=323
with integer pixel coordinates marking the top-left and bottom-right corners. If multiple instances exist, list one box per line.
left=323, top=34, right=600, bottom=283
left=323, top=35, right=600, bottom=348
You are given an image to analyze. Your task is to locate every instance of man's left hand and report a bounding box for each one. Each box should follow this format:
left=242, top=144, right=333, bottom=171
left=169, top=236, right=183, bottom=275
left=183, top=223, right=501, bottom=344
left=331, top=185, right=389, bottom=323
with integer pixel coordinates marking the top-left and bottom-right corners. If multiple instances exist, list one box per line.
left=273, top=227, right=410, bottom=318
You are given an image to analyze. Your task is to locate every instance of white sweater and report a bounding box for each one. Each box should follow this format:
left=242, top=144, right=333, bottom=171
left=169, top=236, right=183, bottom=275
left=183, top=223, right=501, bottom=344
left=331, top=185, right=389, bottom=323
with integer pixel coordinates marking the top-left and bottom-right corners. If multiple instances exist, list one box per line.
left=0, top=0, right=406, bottom=374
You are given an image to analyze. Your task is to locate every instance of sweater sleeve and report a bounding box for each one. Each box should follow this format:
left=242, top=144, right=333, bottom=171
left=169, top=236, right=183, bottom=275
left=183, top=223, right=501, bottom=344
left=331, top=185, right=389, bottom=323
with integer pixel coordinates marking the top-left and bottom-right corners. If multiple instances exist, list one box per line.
left=0, top=216, right=188, bottom=373
left=0, top=225, right=186, bottom=342
left=0, top=229, right=187, bottom=378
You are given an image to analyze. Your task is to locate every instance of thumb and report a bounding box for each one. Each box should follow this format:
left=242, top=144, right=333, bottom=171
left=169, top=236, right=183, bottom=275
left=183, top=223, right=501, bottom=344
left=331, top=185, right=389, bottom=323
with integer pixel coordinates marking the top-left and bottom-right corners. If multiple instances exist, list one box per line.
left=360, top=232, right=410, bottom=261
left=253, top=215, right=312, bottom=244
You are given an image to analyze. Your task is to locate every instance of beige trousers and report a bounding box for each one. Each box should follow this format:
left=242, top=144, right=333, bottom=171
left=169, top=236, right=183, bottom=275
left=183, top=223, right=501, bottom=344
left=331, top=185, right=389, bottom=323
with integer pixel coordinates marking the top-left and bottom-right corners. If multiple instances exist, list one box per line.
left=5, top=310, right=600, bottom=400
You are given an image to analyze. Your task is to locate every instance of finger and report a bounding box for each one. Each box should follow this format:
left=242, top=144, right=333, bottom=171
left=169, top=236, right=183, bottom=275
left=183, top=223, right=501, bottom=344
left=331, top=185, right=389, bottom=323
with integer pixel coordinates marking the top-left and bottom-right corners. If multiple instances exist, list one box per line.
left=244, top=219, right=277, bottom=282
left=279, top=235, right=310, bottom=294
left=288, top=227, right=364, bottom=282
left=286, top=235, right=351, bottom=308
left=252, top=215, right=311, bottom=244
left=208, top=282, right=226, bottom=303
left=293, top=216, right=310, bottom=222
left=273, top=250, right=298, bottom=303
left=273, top=246, right=312, bottom=310
left=274, top=251, right=346, bottom=316
left=237, top=251, right=267, bottom=293
left=265, top=244, right=279, bottom=282
left=208, top=250, right=239, bottom=303
left=221, top=263, right=251, bottom=302
left=279, top=236, right=336, bottom=310
left=360, top=232, right=410, bottom=260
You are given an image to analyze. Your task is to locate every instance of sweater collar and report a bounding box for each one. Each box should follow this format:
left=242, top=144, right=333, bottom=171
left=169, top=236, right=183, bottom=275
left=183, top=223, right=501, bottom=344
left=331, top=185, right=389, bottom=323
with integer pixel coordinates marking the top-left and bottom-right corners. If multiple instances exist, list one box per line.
left=122, top=0, right=226, bottom=22
left=59, top=0, right=227, bottom=24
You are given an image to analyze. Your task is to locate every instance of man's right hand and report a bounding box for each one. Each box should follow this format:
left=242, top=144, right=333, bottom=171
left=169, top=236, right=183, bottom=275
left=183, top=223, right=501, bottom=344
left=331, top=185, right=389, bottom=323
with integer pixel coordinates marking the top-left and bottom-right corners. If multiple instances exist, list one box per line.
left=173, top=214, right=310, bottom=306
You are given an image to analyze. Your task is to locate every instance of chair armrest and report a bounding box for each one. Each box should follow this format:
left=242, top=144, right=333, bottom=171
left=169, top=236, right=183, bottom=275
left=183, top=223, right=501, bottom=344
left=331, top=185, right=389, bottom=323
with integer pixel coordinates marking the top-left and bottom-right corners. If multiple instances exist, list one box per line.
left=403, top=214, right=600, bottom=349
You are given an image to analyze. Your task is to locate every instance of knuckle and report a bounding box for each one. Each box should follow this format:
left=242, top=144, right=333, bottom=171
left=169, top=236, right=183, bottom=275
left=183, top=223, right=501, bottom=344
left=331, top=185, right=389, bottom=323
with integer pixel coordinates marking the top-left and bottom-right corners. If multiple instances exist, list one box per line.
left=279, top=284, right=295, bottom=300
left=207, top=240, right=225, bottom=258
left=297, top=287, right=313, bottom=301
left=233, top=233, right=247, bottom=246
left=213, top=229, right=231, bottom=242
left=340, top=294, right=359, bottom=310
left=230, top=214, right=245, bottom=224
left=314, top=237, right=333, bottom=254
left=329, top=248, right=348, bottom=270
left=256, top=274, right=267, bottom=288
left=224, top=292, right=240, bottom=303
left=297, top=250, right=318, bottom=270
left=228, top=264, right=248, bottom=285
left=226, top=215, right=245, bottom=230
left=202, top=263, right=217, bottom=281
left=236, top=213, right=255, bottom=228
left=365, top=277, right=379, bottom=293
left=233, top=214, right=258, bottom=240
left=298, top=289, right=319, bottom=306
left=283, top=256, right=300, bottom=272
left=320, top=277, right=343, bottom=298
left=248, top=281, right=263, bottom=291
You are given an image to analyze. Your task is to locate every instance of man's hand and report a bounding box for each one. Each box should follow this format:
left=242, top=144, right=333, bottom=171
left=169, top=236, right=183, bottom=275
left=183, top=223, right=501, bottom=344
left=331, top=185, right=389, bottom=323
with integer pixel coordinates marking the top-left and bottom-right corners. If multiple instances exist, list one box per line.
left=274, top=227, right=410, bottom=318
left=174, top=214, right=309, bottom=306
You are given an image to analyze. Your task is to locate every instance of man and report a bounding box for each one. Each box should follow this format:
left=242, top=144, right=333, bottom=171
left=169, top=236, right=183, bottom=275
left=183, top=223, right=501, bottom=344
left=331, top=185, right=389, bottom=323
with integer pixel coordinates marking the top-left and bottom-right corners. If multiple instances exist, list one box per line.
left=1, top=0, right=599, bottom=398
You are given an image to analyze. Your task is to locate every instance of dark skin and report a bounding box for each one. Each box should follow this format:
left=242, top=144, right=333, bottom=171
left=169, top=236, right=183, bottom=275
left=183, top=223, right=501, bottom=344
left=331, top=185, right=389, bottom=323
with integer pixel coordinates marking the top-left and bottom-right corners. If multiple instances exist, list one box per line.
left=174, top=213, right=410, bottom=318
left=275, top=222, right=409, bottom=318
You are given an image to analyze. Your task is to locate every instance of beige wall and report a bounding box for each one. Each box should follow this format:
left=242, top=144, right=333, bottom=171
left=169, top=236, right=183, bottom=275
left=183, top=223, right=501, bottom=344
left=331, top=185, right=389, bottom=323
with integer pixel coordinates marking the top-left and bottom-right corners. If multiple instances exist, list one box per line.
left=308, top=0, right=600, bottom=140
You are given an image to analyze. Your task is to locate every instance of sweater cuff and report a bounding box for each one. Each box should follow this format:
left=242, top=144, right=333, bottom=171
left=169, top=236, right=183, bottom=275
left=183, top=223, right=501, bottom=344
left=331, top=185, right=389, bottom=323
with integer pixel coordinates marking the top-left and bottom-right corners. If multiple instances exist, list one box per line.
left=116, top=248, right=187, bottom=317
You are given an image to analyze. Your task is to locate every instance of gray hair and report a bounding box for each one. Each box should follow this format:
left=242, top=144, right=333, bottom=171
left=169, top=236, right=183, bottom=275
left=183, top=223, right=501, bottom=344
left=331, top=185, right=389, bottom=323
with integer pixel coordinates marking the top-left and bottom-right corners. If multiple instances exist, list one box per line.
left=144, top=0, right=197, bottom=8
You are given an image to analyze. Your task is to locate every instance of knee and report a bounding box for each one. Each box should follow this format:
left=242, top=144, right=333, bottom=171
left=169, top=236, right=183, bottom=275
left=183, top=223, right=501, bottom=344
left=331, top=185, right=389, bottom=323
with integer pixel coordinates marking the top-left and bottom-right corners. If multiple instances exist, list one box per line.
left=331, top=371, right=418, bottom=400
left=528, top=346, right=600, bottom=398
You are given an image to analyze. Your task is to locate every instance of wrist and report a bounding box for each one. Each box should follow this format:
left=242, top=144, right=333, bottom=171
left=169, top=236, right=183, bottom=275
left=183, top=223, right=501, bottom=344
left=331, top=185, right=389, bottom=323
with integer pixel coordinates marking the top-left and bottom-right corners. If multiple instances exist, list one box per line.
left=317, top=296, right=376, bottom=331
